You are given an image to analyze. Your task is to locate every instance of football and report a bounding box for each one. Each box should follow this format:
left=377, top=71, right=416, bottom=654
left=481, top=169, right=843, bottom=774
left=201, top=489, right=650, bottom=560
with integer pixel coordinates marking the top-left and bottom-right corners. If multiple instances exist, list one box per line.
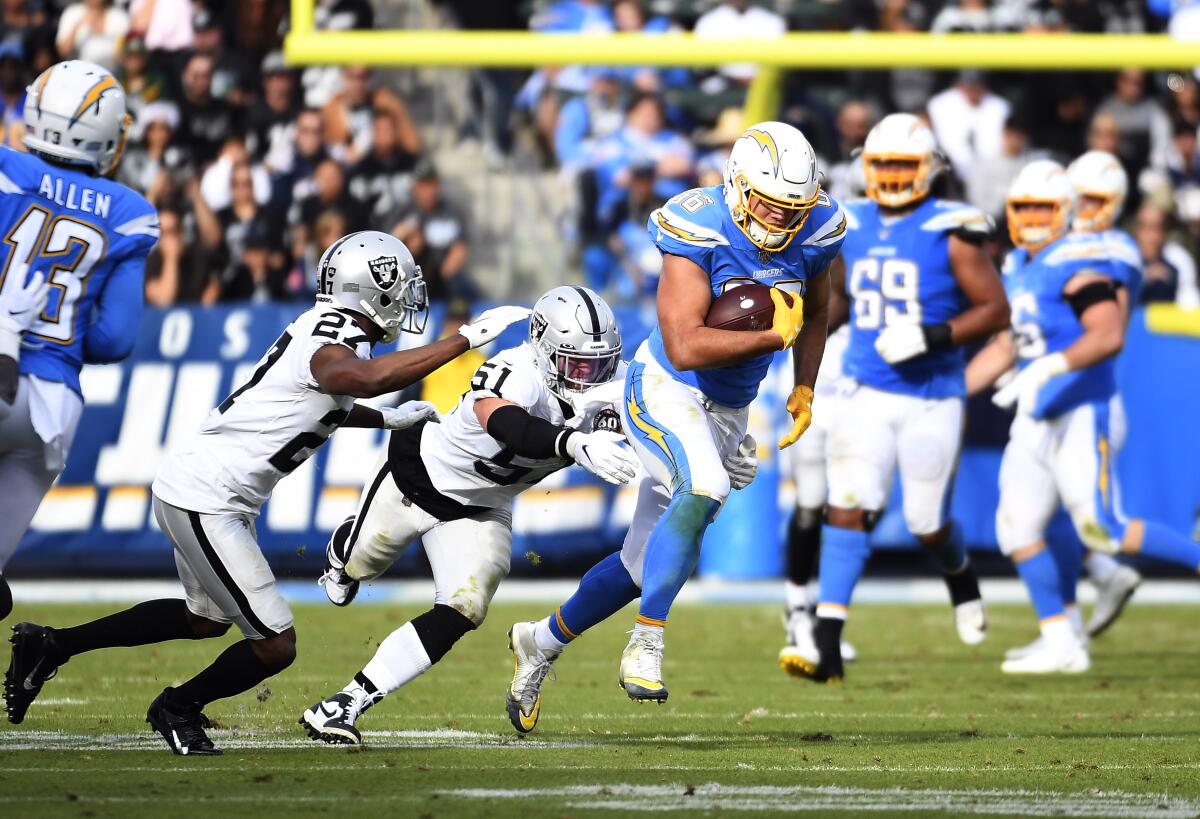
left=705, top=283, right=776, bottom=331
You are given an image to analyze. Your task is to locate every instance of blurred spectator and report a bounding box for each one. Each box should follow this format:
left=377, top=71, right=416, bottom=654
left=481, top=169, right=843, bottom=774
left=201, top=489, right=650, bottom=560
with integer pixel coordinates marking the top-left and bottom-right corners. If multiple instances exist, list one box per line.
left=554, top=69, right=625, bottom=169
left=927, top=70, right=1011, bottom=182
left=177, top=52, right=240, bottom=167
left=274, top=108, right=329, bottom=212
left=695, top=108, right=743, bottom=188
left=348, top=113, right=421, bottom=231
left=128, top=0, right=192, bottom=55
left=220, top=217, right=290, bottom=303
left=1088, top=111, right=1122, bottom=156
left=0, top=37, right=25, bottom=149
left=119, top=101, right=190, bottom=199
left=228, top=0, right=287, bottom=61
left=1, top=0, right=45, bottom=38
left=967, top=116, right=1035, bottom=220
left=694, top=0, right=786, bottom=89
left=302, top=0, right=375, bottom=108
left=876, top=0, right=934, bottom=111
left=115, top=35, right=165, bottom=120
left=1134, top=203, right=1200, bottom=308
left=1166, top=120, right=1200, bottom=191
left=1168, top=74, right=1200, bottom=131
left=190, top=7, right=254, bottom=106
left=246, top=52, right=300, bottom=167
left=192, top=161, right=281, bottom=298
left=56, top=0, right=127, bottom=70
left=823, top=99, right=876, bottom=203
left=530, top=0, right=613, bottom=33
left=295, top=157, right=367, bottom=234
left=321, top=66, right=422, bottom=166
left=1096, top=69, right=1172, bottom=176
left=393, top=162, right=473, bottom=302
left=932, top=0, right=1003, bottom=33
left=610, top=0, right=688, bottom=92
left=200, top=137, right=271, bottom=211
left=144, top=207, right=219, bottom=306
left=603, top=160, right=664, bottom=300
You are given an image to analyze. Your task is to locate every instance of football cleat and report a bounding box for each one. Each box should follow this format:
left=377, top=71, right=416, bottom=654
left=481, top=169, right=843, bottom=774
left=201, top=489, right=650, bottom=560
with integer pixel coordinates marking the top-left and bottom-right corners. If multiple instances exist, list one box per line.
left=779, top=608, right=856, bottom=678
left=954, top=599, right=988, bottom=646
left=318, top=517, right=359, bottom=607
left=505, top=621, right=558, bottom=734
left=146, top=688, right=222, bottom=755
left=1087, top=564, right=1141, bottom=638
left=301, top=692, right=363, bottom=745
left=1001, top=640, right=1090, bottom=674
left=4, top=622, right=66, bottom=724
left=619, top=629, right=668, bottom=702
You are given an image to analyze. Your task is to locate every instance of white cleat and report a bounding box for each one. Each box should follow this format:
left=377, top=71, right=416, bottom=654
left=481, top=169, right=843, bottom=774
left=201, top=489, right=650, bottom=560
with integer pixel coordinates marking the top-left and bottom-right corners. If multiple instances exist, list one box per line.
left=1087, top=565, right=1141, bottom=638
left=318, top=517, right=359, bottom=607
left=954, top=599, right=988, bottom=646
left=1004, top=635, right=1044, bottom=661
left=779, top=608, right=856, bottom=678
left=619, top=629, right=667, bottom=702
left=1001, top=640, right=1090, bottom=674
left=505, top=622, right=558, bottom=734
left=300, top=692, right=364, bottom=745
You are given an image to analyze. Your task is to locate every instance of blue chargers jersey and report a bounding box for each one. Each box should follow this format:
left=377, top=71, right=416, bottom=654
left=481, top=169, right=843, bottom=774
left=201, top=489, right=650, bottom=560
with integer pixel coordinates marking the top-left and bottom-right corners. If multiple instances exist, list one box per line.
left=0, top=147, right=157, bottom=395
left=841, top=197, right=992, bottom=399
left=1003, top=233, right=1119, bottom=420
left=645, top=184, right=846, bottom=408
left=1088, top=228, right=1142, bottom=302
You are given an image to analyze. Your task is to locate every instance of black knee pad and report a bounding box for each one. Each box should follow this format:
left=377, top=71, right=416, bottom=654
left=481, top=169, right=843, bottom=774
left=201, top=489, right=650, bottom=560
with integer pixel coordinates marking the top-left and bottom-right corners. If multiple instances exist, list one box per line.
left=411, top=604, right=475, bottom=664
left=0, top=575, right=11, bottom=621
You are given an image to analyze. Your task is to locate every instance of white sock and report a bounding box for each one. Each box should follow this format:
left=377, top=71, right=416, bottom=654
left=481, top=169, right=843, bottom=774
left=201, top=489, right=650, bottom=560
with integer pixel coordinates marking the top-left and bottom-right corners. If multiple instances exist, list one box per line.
left=1040, top=616, right=1077, bottom=649
left=632, top=621, right=663, bottom=638
left=533, top=617, right=567, bottom=653
left=359, top=622, right=433, bottom=697
left=785, top=581, right=809, bottom=612
left=1065, top=604, right=1085, bottom=639
left=1085, top=552, right=1120, bottom=584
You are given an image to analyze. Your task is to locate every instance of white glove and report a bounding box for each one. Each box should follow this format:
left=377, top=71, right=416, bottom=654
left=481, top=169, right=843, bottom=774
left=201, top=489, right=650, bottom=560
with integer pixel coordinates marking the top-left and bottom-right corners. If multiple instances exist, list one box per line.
left=0, top=271, right=49, bottom=346
left=459, top=305, right=533, bottom=349
left=874, top=324, right=928, bottom=364
left=992, top=353, right=1069, bottom=414
left=723, top=433, right=758, bottom=490
left=565, top=430, right=638, bottom=485
left=380, top=401, right=440, bottom=429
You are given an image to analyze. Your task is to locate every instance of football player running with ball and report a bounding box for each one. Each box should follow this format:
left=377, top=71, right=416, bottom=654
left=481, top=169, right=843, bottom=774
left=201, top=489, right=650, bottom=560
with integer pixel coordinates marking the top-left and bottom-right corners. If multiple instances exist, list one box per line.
left=504, top=121, right=845, bottom=733
left=967, top=160, right=1200, bottom=674
left=792, top=114, right=1011, bottom=684
left=4, top=233, right=530, bottom=754
left=301, top=286, right=636, bottom=745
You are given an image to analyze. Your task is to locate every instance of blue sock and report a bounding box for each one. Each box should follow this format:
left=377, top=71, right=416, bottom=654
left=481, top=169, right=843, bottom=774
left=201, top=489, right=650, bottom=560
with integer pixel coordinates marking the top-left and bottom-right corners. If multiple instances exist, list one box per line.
left=1014, top=549, right=1066, bottom=621
left=549, top=552, right=641, bottom=643
left=927, top=522, right=967, bottom=574
left=817, top=525, right=872, bottom=610
left=1046, top=536, right=1082, bottom=606
left=1138, top=520, right=1200, bottom=573
left=637, top=492, right=719, bottom=623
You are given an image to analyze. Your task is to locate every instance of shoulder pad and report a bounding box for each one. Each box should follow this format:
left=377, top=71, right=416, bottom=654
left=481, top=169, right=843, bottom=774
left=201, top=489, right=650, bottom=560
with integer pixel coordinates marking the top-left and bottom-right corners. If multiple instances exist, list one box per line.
left=1043, top=236, right=1111, bottom=269
left=841, top=198, right=872, bottom=231
left=0, top=147, right=22, bottom=194
left=110, top=186, right=160, bottom=241
left=650, top=197, right=728, bottom=248
left=801, top=194, right=847, bottom=248
left=920, top=201, right=994, bottom=237
left=1103, top=230, right=1141, bottom=270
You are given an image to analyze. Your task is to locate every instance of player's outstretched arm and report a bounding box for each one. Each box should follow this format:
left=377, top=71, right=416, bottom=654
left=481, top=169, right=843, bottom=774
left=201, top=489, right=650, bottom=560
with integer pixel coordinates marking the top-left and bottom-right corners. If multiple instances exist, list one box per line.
left=1058, top=273, right=1125, bottom=369
left=83, top=256, right=145, bottom=364
left=311, top=335, right=472, bottom=398
left=964, top=333, right=1015, bottom=397
left=341, top=401, right=440, bottom=429
left=657, top=254, right=785, bottom=372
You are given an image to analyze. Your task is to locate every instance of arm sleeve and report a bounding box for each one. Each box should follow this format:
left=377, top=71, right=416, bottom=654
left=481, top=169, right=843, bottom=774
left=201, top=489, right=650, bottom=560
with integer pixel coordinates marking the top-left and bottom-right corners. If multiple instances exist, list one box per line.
left=82, top=254, right=145, bottom=363
left=486, top=403, right=575, bottom=460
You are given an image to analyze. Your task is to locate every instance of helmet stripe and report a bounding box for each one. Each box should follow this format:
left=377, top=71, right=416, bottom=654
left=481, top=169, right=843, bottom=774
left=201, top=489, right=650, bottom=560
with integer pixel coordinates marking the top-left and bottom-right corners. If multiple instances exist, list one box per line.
left=318, top=233, right=357, bottom=294
left=572, top=287, right=602, bottom=341
left=744, top=129, right=780, bottom=175
left=69, top=75, right=118, bottom=127
left=33, top=66, right=53, bottom=117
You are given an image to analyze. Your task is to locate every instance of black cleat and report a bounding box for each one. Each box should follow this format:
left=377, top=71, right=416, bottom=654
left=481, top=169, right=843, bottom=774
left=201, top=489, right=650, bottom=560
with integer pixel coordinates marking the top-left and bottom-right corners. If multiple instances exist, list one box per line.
left=4, top=623, right=66, bottom=724
left=300, top=692, right=363, bottom=745
left=146, top=689, right=223, bottom=756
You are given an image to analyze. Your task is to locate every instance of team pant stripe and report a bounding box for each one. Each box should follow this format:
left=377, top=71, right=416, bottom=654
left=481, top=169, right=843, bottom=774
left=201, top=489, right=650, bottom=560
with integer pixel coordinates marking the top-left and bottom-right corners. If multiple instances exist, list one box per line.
left=554, top=608, right=578, bottom=640
left=186, top=511, right=278, bottom=639
left=347, top=458, right=392, bottom=549
left=635, top=614, right=665, bottom=628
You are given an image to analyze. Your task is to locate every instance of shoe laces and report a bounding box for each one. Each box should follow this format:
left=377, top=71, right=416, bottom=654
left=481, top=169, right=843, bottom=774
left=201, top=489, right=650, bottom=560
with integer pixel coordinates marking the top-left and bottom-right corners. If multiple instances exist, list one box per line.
left=627, top=630, right=664, bottom=678
left=513, top=651, right=557, bottom=711
left=317, top=568, right=349, bottom=588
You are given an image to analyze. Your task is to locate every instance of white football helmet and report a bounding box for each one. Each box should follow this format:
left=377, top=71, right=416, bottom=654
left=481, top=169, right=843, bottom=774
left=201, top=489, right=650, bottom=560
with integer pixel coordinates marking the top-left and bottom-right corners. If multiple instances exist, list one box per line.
left=862, top=113, right=941, bottom=209
left=1067, top=150, right=1127, bottom=233
left=529, top=286, right=621, bottom=400
left=23, top=61, right=130, bottom=177
left=316, top=231, right=428, bottom=342
left=1006, top=159, right=1075, bottom=251
left=723, top=121, right=822, bottom=252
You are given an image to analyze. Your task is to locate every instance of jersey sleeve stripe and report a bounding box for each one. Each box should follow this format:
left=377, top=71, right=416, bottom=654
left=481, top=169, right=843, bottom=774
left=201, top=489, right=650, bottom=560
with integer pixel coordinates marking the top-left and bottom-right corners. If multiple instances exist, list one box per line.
left=805, top=206, right=847, bottom=247
left=0, top=169, right=21, bottom=194
left=115, top=213, right=161, bottom=238
left=651, top=208, right=728, bottom=247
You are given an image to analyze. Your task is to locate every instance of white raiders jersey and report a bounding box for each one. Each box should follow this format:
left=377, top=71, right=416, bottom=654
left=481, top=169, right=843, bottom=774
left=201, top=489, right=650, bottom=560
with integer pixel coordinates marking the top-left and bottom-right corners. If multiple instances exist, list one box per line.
left=153, top=305, right=373, bottom=515
left=387, top=343, right=626, bottom=521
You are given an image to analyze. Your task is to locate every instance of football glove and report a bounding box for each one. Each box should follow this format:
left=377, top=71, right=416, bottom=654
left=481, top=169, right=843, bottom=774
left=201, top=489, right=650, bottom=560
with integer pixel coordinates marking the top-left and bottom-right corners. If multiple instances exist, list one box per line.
left=0, top=271, right=49, bottom=359
left=380, top=401, right=440, bottom=430
left=778, top=385, right=814, bottom=450
left=874, top=322, right=951, bottom=364
left=991, top=353, right=1069, bottom=415
left=769, top=288, right=805, bottom=350
left=566, top=430, right=638, bottom=486
left=459, top=305, right=533, bottom=349
left=724, top=434, right=758, bottom=490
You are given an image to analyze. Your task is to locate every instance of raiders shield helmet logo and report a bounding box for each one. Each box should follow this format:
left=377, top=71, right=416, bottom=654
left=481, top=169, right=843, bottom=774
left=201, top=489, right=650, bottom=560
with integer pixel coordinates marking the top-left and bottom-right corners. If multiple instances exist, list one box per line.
left=530, top=312, right=548, bottom=342
left=592, top=407, right=622, bottom=434
left=368, top=256, right=400, bottom=289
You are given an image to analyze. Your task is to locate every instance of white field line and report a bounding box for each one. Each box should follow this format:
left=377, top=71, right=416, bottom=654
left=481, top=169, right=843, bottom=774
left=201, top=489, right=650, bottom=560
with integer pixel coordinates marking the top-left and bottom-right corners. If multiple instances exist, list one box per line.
left=11, top=578, right=1200, bottom=606
left=442, top=784, right=1200, bottom=818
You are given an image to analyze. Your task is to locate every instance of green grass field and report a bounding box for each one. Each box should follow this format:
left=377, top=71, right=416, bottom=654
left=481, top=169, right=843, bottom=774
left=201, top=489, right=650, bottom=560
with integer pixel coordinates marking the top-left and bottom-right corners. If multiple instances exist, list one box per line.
left=2, top=600, right=1199, bottom=818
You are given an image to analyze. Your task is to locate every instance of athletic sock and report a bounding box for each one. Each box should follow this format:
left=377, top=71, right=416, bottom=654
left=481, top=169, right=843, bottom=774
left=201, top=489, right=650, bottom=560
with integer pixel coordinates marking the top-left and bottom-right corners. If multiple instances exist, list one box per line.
left=1046, top=535, right=1082, bottom=606
left=785, top=509, right=822, bottom=587
left=1137, top=520, right=1200, bottom=573
left=784, top=581, right=808, bottom=613
left=631, top=619, right=663, bottom=638
left=816, top=525, right=872, bottom=611
left=1040, top=615, right=1078, bottom=650
left=1013, top=549, right=1066, bottom=622
left=169, top=639, right=274, bottom=708
left=927, top=522, right=968, bottom=575
left=54, top=599, right=198, bottom=659
left=1065, top=604, right=1085, bottom=640
left=637, top=492, right=719, bottom=622
left=0, top=574, right=11, bottom=622
left=548, top=551, right=640, bottom=644
left=812, top=614, right=845, bottom=678
left=340, top=671, right=386, bottom=715
left=360, top=622, right=433, bottom=698
left=1084, top=550, right=1121, bottom=584
left=533, top=618, right=568, bottom=654
left=944, top=565, right=982, bottom=607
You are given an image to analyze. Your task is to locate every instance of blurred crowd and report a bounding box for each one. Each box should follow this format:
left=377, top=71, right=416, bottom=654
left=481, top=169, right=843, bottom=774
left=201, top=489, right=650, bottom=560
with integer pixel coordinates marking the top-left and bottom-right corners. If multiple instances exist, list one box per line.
left=1, top=0, right=1198, bottom=310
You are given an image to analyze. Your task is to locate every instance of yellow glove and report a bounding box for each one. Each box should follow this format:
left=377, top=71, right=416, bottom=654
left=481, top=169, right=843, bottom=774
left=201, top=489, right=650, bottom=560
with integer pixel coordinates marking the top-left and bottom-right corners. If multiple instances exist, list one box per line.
left=769, top=288, right=805, bottom=350
left=778, top=385, right=814, bottom=450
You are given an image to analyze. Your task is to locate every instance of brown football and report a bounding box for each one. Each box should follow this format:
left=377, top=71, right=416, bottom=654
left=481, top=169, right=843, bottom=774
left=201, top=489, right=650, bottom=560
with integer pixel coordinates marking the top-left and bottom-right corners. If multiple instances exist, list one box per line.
left=705, top=283, right=776, bottom=331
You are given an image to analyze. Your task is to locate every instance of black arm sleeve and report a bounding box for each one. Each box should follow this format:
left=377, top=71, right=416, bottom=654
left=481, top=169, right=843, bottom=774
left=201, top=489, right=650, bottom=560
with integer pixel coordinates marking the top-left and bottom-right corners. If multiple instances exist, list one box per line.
left=486, top=404, right=576, bottom=459
left=1066, top=280, right=1118, bottom=319
left=0, top=357, right=17, bottom=407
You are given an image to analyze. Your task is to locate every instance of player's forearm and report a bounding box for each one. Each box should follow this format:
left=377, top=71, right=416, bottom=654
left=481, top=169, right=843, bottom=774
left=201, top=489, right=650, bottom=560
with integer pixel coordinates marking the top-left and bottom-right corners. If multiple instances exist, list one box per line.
left=341, top=403, right=385, bottom=428
left=661, top=326, right=780, bottom=371
left=329, top=335, right=470, bottom=398
left=947, top=298, right=1011, bottom=347
left=964, top=335, right=1015, bottom=396
left=791, top=302, right=828, bottom=389
left=1062, top=326, right=1123, bottom=371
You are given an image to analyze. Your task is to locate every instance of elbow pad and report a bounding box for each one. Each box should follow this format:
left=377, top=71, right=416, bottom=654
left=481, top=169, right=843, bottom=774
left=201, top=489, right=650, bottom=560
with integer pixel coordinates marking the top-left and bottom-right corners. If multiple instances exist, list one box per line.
left=485, top=404, right=574, bottom=459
